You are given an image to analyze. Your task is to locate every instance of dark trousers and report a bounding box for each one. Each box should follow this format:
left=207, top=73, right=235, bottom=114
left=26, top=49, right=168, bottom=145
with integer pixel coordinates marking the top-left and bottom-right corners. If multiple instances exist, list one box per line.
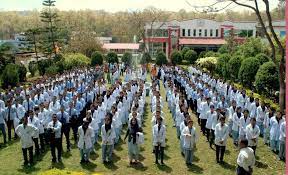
left=237, top=166, right=252, bottom=175
left=197, top=113, right=201, bottom=126
left=154, top=145, right=164, bottom=163
left=249, top=146, right=257, bottom=156
left=216, top=145, right=226, bottom=161
left=51, top=138, right=62, bottom=161
left=71, top=123, right=78, bottom=144
left=44, top=129, right=50, bottom=145
left=22, top=146, right=33, bottom=165
left=39, top=133, right=45, bottom=151
left=200, top=119, right=207, bottom=134
left=61, top=124, right=70, bottom=150
left=6, top=120, right=15, bottom=141
left=0, top=123, right=7, bottom=143
left=210, top=130, right=215, bottom=147
left=206, top=128, right=210, bottom=141
left=33, top=138, right=40, bottom=155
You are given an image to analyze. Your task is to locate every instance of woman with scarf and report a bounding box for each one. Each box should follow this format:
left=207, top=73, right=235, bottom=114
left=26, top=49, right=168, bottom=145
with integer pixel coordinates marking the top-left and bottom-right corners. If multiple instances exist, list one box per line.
left=124, top=118, right=143, bottom=165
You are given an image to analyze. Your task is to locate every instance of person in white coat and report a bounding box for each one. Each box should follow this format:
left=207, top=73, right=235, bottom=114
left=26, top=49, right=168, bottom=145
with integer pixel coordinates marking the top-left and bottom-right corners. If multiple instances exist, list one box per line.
left=239, top=109, right=251, bottom=140
left=101, top=113, right=116, bottom=163
left=205, top=105, right=217, bottom=145
left=236, top=139, right=255, bottom=175
left=28, top=110, right=41, bottom=155
left=278, top=120, right=286, bottom=161
left=270, top=111, right=284, bottom=153
left=232, top=107, right=243, bottom=146
left=182, top=120, right=198, bottom=166
left=152, top=117, right=166, bottom=165
left=246, top=118, right=260, bottom=156
left=47, top=114, right=62, bottom=163
left=78, top=119, right=94, bottom=164
left=199, top=97, right=212, bottom=135
left=256, top=101, right=266, bottom=136
left=16, top=115, right=38, bottom=166
left=215, top=116, right=229, bottom=163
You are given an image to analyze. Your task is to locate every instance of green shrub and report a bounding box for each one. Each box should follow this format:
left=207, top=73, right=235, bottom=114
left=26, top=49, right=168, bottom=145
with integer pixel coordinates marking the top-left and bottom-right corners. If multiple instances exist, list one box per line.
left=237, top=38, right=267, bottom=58
left=171, top=50, right=182, bottom=65
left=227, top=55, right=243, bottom=81
left=17, top=64, right=27, bottom=82
left=255, top=53, right=270, bottom=65
left=255, top=61, right=279, bottom=94
left=45, top=66, right=59, bottom=76
left=106, top=51, right=118, bottom=64
left=181, top=47, right=190, bottom=59
left=196, top=57, right=217, bottom=75
left=184, top=50, right=197, bottom=64
left=54, top=54, right=64, bottom=62
left=216, top=54, right=231, bottom=79
left=155, top=51, right=167, bottom=66
left=121, top=52, right=132, bottom=66
left=198, top=51, right=207, bottom=59
left=140, top=52, right=152, bottom=64
left=28, top=61, right=38, bottom=77
left=218, top=44, right=229, bottom=54
left=63, top=53, right=90, bottom=70
left=238, top=57, right=260, bottom=88
left=38, top=59, right=54, bottom=76
left=205, top=51, right=220, bottom=57
left=2, top=64, right=19, bottom=88
left=91, top=51, right=104, bottom=66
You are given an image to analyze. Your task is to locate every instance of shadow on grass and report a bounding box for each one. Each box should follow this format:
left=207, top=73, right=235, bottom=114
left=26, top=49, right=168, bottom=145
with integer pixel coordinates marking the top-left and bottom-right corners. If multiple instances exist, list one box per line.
left=255, top=160, right=268, bottom=169
left=62, top=151, right=72, bottom=158
left=219, top=161, right=236, bottom=171
left=156, top=164, right=173, bottom=173
left=17, top=166, right=41, bottom=174
left=112, top=152, right=121, bottom=163
left=114, top=139, right=124, bottom=151
left=187, top=163, right=204, bottom=174
left=127, top=162, right=148, bottom=171
left=51, top=161, right=65, bottom=169
left=103, top=162, right=119, bottom=170
left=80, top=161, right=97, bottom=171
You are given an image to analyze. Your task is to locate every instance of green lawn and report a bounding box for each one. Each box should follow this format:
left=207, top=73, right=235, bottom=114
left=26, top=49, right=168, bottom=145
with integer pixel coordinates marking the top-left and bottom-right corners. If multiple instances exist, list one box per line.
left=0, top=76, right=285, bottom=175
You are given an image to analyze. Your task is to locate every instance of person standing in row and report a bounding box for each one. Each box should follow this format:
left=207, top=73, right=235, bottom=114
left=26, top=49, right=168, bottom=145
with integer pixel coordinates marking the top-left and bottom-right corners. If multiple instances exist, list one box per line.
left=182, top=120, right=198, bottom=166
left=47, top=114, right=62, bottom=163
left=78, top=119, right=94, bottom=164
left=16, top=115, right=38, bottom=166
left=215, top=116, right=229, bottom=163
left=237, top=139, right=255, bottom=175
left=246, top=118, right=260, bottom=156
left=152, top=117, right=166, bottom=165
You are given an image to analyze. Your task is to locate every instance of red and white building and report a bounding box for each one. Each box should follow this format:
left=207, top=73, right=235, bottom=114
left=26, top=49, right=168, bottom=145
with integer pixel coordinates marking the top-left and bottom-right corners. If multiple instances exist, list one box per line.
left=143, top=19, right=258, bottom=58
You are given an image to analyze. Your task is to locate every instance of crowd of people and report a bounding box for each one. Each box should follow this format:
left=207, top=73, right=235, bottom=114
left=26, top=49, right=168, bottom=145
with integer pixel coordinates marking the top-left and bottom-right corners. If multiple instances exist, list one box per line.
left=0, top=63, right=285, bottom=175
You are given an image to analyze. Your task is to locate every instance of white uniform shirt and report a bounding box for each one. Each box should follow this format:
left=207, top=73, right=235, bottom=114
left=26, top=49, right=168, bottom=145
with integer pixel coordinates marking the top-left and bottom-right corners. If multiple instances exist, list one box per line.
left=215, top=123, right=229, bottom=146
left=246, top=124, right=260, bottom=146
left=16, top=124, right=38, bottom=148
left=237, top=147, right=255, bottom=172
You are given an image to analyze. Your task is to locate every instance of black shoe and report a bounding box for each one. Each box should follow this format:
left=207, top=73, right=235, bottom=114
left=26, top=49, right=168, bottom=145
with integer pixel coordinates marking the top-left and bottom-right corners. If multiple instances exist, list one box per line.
left=80, top=160, right=85, bottom=164
left=52, top=159, right=57, bottom=163
left=216, top=160, right=220, bottom=163
left=58, top=158, right=62, bottom=162
left=155, top=161, right=159, bottom=164
left=161, top=161, right=164, bottom=165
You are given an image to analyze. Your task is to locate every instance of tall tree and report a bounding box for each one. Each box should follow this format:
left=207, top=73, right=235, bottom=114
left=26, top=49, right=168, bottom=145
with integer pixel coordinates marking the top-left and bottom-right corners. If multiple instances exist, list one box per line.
left=24, top=28, right=41, bottom=60
left=40, top=0, right=59, bottom=56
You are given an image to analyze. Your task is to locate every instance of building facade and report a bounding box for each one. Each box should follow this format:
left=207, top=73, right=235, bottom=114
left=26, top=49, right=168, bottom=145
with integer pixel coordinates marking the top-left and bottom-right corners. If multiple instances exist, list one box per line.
left=143, top=19, right=259, bottom=58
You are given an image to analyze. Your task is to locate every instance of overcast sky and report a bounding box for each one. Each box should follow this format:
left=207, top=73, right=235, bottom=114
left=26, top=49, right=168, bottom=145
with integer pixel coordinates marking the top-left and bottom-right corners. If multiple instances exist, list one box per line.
left=0, top=0, right=279, bottom=12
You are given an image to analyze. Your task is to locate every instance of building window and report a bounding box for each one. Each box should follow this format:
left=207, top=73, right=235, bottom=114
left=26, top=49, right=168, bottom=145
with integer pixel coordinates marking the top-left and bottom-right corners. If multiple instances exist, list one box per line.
left=204, top=29, right=207, bottom=37
left=216, top=29, right=219, bottom=37
left=199, top=29, right=202, bottom=37
left=188, top=29, right=191, bottom=36
left=193, top=29, right=196, bottom=36
left=210, top=29, right=213, bottom=37
left=182, top=29, right=185, bottom=36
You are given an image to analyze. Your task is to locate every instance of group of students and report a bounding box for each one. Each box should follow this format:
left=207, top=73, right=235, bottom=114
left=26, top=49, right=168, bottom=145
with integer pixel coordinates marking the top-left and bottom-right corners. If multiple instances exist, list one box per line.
left=0, top=65, right=150, bottom=166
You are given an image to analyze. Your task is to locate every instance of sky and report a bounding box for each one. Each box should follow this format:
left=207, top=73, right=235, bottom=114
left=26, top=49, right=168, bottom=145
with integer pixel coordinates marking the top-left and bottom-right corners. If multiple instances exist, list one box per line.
left=0, top=0, right=280, bottom=12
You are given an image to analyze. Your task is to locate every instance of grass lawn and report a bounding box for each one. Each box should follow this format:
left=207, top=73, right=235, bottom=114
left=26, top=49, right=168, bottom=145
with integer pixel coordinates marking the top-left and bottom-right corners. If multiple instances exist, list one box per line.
left=0, top=75, right=285, bottom=175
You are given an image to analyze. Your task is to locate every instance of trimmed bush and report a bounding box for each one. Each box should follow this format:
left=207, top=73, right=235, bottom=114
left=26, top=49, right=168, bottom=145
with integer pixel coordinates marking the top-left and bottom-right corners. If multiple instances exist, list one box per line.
left=184, top=50, right=197, bottom=64
left=28, top=61, right=38, bottom=77
left=171, top=50, right=182, bottom=65
left=181, top=47, right=190, bottom=59
left=205, top=51, right=220, bottom=57
left=255, top=61, right=279, bottom=94
left=91, top=51, right=104, bottom=66
left=121, top=52, right=132, bottom=66
left=255, top=53, right=270, bottom=65
left=196, top=57, right=217, bottom=75
left=106, top=51, right=118, bottom=64
left=227, top=55, right=243, bottom=81
left=155, top=51, right=167, bottom=66
left=198, top=51, right=207, bottom=59
left=216, top=54, right=231, bottom=79
left=17, top=64, right=27, bottom=82
left=2, top=64, right=19, bottom=88
left=140, top=52, right=152, bottom=64
left=45, top=66, right=59, bottom=76
left=218, top=44, right=229, bottom=54
left=238, top=57, right=260, bottom=88
left=38, top=59, right=54, bottom=76
left=63, top=53, right=90, bottom=70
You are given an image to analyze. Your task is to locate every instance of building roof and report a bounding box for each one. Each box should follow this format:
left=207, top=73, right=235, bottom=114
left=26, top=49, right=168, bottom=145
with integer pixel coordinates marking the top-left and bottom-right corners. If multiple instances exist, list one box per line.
left=103, top=43, right=139, bottom=50
left=179, top=38, right=226, bottom=45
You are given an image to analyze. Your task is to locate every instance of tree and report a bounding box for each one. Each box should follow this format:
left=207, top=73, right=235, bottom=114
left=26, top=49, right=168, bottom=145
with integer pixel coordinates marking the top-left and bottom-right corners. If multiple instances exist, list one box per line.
left=184, top=50, right=198, bottom=64
left=2, top=64, right=19, bottom=88
left=181, top=47, right=190, bottom=59
left=91, top=51, right=104, bottom=66
left=28, top=61, right=38, bottom=77
left=216, top=54, right=231, bottom=80
left=238, top=57, right=260, bottom=88
left=255, top=53, right=270, bottom=65
left=25, top=28, right=41, bottom=61
left=106, top=51, right=118, bottom=64
left=155, top=51, right=167, bottom=66
left=140, top=52, right=152, bottom=64
left=204, top=51, right=220, bottom=57
left=17, top=64, right=27, bottom=82
left=170, top=50, right=182, bottom=65
left=196, top=57, right=217, bottom=75
left=227, top=55, right=243, bottom=81
left=255, top=61, right=279, bottom=95
left=40, top=0, right=59, bottom=56
left=121, top=52, right=133, bottom=66
left=225, top=29, right=237, bottom=53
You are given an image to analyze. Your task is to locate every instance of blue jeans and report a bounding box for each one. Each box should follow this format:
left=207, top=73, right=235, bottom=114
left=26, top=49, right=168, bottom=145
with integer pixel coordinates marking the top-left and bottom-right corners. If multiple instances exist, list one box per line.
left=176, top=126, right=180, bottom=139
left=256, top=122, right=264, bottom=136
left=279, top=140, right=285, bottom=159
left=232, top=130, right=239, bottom=144
left=264, top=127, right=270, bottom=144
left=0, top=123, right=6, bottom=143
left=270, top=140, right=279, bottom=151
left=102, top=144, right=113, bottom=162
left=80, top=148, right=91, bottom=161
left=184, top=148, right=193, bottom=164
